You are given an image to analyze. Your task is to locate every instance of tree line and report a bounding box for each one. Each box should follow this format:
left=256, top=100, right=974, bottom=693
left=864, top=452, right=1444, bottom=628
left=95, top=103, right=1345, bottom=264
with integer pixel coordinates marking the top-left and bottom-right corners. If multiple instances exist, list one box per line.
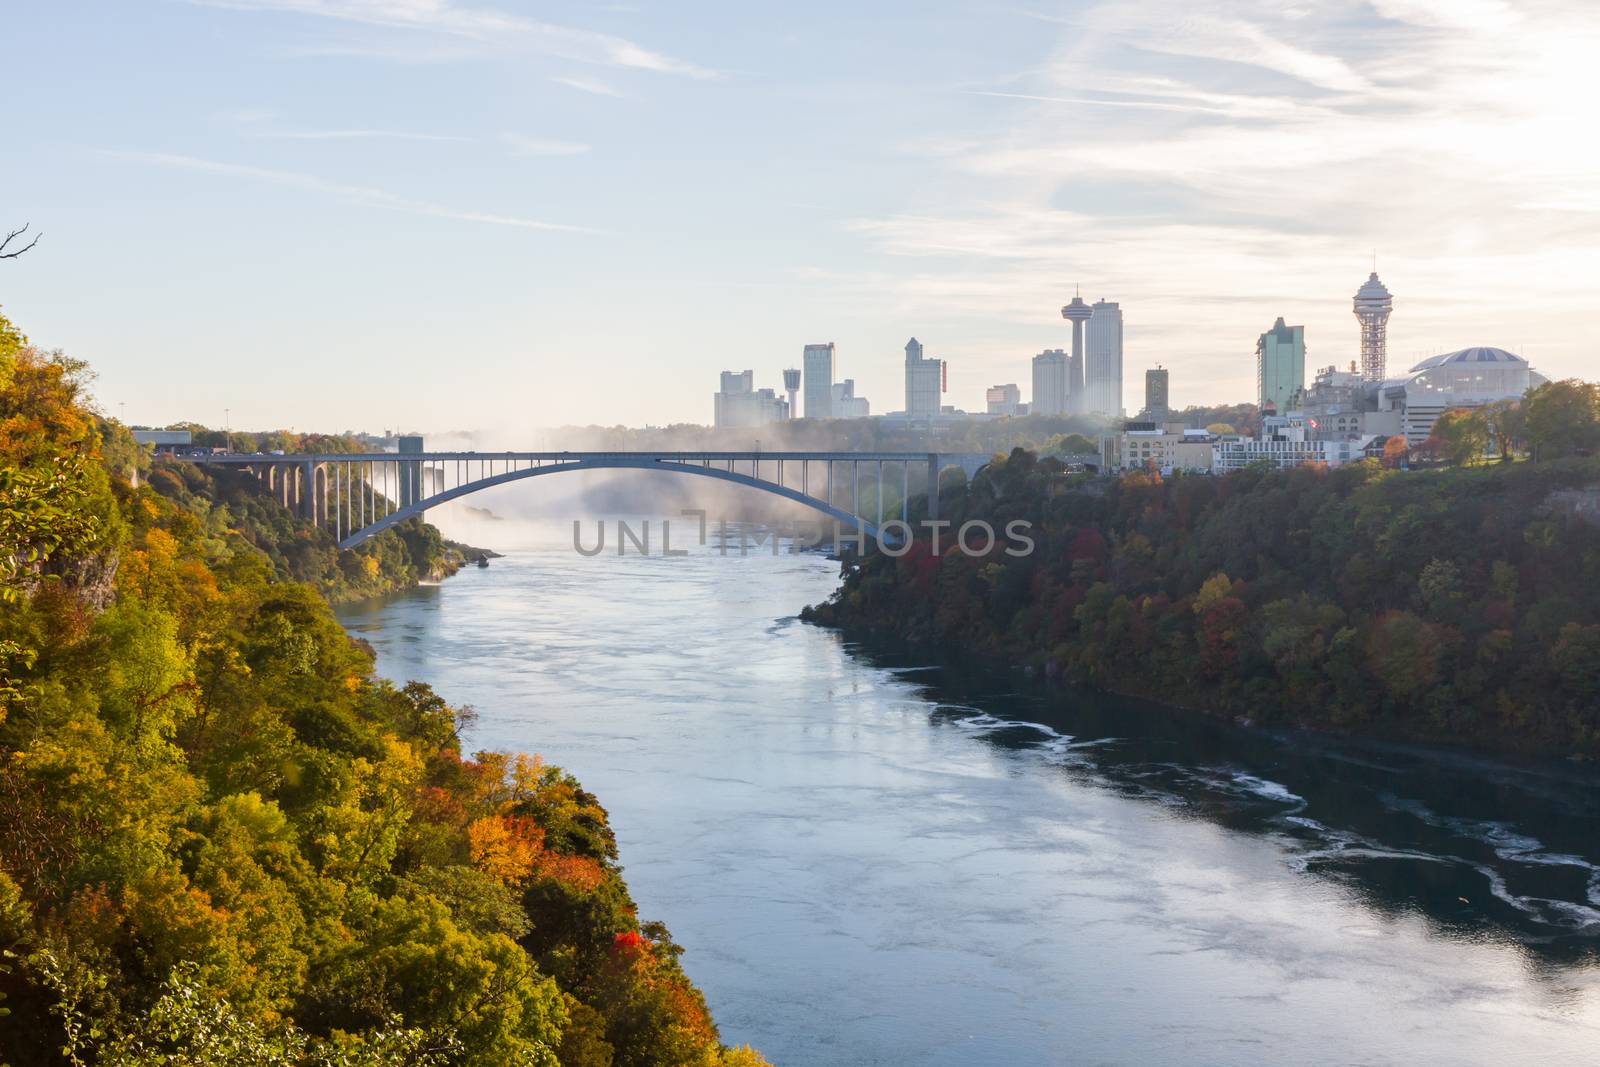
left=0, top=308, right=769, bottom=1065
left=807, top=387, right=1600, bottom=758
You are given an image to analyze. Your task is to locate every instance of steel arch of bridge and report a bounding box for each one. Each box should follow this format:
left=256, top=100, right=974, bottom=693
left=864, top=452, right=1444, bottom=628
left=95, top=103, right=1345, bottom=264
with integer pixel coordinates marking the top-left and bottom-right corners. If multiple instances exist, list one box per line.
left=179, top=451, right=991, bottom=550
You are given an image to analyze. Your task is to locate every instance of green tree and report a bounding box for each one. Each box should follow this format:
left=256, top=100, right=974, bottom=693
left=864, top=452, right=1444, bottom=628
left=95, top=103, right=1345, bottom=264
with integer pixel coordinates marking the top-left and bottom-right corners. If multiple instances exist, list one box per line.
left=1481, top=398, right=1525, bottom=459
left=1523, top=379, right=1600, bottom=460
left=1429, top=408, right=1490, bottom=466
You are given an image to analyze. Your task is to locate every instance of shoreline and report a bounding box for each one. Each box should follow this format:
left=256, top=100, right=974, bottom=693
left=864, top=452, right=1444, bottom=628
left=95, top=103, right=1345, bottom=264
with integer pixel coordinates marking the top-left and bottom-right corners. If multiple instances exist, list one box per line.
left=817, top=618, right=1600, bottom=784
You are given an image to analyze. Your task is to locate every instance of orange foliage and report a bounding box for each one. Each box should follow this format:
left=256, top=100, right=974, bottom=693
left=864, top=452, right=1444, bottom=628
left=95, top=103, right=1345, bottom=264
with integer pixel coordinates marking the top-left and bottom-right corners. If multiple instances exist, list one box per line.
left=531, top=850, right=606, bottom=893
left=466, top=813, right=545, bottom=884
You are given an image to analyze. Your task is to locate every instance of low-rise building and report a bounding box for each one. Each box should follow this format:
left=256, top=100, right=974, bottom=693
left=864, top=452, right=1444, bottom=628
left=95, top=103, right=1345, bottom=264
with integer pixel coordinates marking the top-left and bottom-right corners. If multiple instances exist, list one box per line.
left=986, top=383, right=1022, bottom=416
left=1212, top=415, right=1373, bottom=471
left=715, top=370, right=790, bottom=428
left=132, top=429, right=193, bottom=453
left=831, top=379, right=871, bottom=418
left=1299, top=362, right=1401, bottom=441
left=1100, top=424, right=1215, bottom=474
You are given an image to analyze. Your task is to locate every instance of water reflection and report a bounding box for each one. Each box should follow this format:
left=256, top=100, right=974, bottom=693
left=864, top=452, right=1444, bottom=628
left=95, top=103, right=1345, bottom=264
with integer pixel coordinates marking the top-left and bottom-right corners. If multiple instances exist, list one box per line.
left=339, top=526, right=1600, bottom=1064
left=854, top=646, right=1600, bottom=964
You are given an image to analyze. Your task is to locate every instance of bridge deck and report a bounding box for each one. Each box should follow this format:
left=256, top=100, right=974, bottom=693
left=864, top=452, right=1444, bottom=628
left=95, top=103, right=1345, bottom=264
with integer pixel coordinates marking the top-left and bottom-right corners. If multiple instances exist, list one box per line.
left=184, top=450, right=940, bottom=464
left=173, top=449, right=992, bottom=549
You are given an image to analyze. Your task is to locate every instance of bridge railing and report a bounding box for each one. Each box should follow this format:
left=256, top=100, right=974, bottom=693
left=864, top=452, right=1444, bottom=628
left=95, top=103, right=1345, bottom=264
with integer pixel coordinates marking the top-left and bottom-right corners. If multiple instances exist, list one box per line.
left=176, top=449, right=986, bottom=549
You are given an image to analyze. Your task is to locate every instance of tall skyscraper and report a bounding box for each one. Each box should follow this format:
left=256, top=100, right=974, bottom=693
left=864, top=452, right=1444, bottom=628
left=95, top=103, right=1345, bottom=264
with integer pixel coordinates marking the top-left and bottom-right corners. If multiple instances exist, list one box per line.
left=1061, top=291, right=1092, bottom=413
left=1256, top=317, right=1306, bottom=413
left=782, top=368, right=801, bottom=419
left=1031, top=349, right=1068, bottom=415
left=803, top=343, right=835, bottom=418
left=1083, top=299, right=1124, bottom=417
left=1144, top=366, right=1170, bottom=419
left=904, top=337, right=944, bottom=417
left=1353, top=272, right=1393, bottom=382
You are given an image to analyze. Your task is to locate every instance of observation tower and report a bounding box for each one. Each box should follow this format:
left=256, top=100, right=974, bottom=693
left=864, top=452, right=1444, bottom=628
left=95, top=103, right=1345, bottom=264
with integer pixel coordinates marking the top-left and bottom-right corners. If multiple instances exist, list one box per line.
left=1061, top=288, right=1093, bottom=411
left=1353, top=272, right=1394, bottom=382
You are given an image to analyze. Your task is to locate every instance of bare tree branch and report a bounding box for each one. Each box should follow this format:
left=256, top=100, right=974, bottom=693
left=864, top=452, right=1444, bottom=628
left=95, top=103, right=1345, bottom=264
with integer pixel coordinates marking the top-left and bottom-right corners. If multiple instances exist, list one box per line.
left=0, top=224, right=42, bottom=259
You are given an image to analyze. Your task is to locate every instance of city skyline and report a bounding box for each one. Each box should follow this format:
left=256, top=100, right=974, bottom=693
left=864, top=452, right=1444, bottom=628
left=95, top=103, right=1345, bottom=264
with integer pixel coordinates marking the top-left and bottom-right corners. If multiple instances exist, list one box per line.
left=4, top=2, right=1599, bottom=433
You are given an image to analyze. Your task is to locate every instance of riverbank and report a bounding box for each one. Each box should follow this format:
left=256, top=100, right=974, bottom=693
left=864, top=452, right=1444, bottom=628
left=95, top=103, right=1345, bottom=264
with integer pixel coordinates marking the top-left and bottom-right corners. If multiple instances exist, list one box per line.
left=0, top=321, right=771, bottom=1066
left=804, top=448, right=1600, bottom=760
left=146, top=456, right=500, bottom=603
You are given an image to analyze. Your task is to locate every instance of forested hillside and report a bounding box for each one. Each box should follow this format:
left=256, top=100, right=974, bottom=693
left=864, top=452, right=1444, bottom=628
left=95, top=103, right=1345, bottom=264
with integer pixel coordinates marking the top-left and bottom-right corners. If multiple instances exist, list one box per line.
left=807, top=445, right=1600, bottom=757
left=145, top=459, right=489, bottom=605
left=0, top=311, right=767, bottom=1066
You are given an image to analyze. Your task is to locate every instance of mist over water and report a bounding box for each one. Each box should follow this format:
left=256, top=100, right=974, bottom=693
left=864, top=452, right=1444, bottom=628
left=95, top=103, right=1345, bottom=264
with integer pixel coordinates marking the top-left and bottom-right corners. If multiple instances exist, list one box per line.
left=339, top=520, right=1600, bottom=1066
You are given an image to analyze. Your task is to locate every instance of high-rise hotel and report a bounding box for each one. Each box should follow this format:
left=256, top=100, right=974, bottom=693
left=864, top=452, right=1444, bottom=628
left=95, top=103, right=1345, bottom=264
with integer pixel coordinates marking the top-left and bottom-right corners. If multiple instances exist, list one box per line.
left=1083, top=299, right=1124, bottom=417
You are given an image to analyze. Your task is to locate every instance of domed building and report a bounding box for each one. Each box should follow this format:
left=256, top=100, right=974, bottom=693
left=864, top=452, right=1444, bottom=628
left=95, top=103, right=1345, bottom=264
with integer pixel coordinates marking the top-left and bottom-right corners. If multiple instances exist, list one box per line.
left=1374, top=347, right=1545, bottom=444
left=1297, top=347, right=1545, bottom=447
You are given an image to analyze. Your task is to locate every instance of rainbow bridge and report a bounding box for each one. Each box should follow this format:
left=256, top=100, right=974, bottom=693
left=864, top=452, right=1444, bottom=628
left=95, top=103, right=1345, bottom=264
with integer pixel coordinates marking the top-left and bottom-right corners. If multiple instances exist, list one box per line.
left=178, top=450, right=992, bottom=549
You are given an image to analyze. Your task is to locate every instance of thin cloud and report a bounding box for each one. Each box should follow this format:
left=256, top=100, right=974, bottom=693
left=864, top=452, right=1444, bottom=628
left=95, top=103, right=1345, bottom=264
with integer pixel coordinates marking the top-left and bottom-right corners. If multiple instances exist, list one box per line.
left=192, top=0, right=717, bottom=78
left=554, top=75, right=625, bottom=98
left=500, top=134, right=591, bottom=158
left=258, top=128, right=471, bottom=142
left=105, top=150, right=592, bottom=232
left=840, top=0, right=1600, bottom=406
left=968, top=89, right=1244, bottom=118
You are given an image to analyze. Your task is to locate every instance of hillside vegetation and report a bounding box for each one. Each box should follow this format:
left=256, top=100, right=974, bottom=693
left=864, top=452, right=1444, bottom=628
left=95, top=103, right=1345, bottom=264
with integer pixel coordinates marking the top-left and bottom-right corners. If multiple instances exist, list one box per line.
left=145, top=459, right=488, bottom=605
left=807, top=446, right=1600, bottom=757
left=0, top=311, right=767, bottom=1065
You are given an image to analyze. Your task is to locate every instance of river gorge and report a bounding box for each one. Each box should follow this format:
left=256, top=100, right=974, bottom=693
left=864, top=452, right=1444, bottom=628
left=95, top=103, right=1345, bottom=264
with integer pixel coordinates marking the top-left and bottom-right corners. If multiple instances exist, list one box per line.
left=336, top=523, right=1600, bottom=1066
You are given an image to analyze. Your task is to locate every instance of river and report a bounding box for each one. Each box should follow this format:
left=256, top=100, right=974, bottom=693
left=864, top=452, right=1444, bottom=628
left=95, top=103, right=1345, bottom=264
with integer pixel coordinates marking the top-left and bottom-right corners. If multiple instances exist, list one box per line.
left=336, top=521, right=1600, bottom=1066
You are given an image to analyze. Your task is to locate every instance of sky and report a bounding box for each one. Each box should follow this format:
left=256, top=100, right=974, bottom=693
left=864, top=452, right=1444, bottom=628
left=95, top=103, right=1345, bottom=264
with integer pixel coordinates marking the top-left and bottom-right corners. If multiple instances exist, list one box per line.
left=3, top=0, right=1599, bottom=434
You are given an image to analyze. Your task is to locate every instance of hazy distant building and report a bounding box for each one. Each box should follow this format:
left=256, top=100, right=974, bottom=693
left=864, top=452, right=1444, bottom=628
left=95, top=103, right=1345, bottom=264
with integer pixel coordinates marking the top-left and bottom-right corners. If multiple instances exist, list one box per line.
left=1256, top=317, right=1306, bottom=414
left=986, top=383, right=1022, bottom=416
left=1030, top=349, right=1068, bottom=415
left=1083, top=299, right=1124, bottom=416
left=397, top=434, right=424, bottom=507
left=803, top=343, right=836, bottom=418
left=1061, top=292, right=1092, bottom=414
left=1212, top=415, right=1370, bottom=472
left=1143, top=366, right=1170, bottom=419
left=131, top=429, right=192, bottom=453
left=714, top=370, right=788, bottom=429
left=1376, top=346, right=1544, bottom=445
left=904, top=337, right=945, bottom=418
left=831, top=379, right=870, bottom=418
left=1102, top=426, right=1216, bottom=474
left=1300, top=362, right=1375, bottom=440
left=1353, top=273, right=1393, bottom=382
left=782, top=368, right=801, bottom=418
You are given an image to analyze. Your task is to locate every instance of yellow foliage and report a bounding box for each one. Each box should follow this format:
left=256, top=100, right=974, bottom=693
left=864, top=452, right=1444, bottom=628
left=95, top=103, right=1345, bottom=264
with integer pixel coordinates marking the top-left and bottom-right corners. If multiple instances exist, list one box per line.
left=1193, top=571, right=1235, bottom=615
left=467, top=815, right=543, bottom=884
